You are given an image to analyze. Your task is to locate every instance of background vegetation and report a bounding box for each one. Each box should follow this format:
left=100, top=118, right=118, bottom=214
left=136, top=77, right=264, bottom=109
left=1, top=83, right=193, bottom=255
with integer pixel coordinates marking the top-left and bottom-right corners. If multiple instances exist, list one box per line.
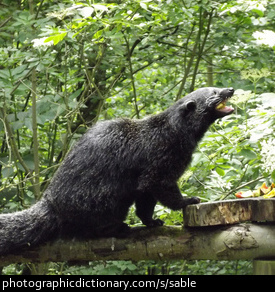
left=1, top=0, right=275, bottom=275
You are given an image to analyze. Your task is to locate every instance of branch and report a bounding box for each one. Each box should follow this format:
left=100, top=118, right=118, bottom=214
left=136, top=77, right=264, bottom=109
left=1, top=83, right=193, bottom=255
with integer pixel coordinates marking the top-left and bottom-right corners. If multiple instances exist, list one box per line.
left=189, top=9, right=214, bottom=91
left=124, top=35, right=139, bottom=119
left=1, top=223, right=275, bottom=265
left=29, top=0, right=41, bottom=199
left=31, top=68, right=41, bottom=199
left=220, top=175, right=267, bottom=200
left=0, top=108, right=32, bottom=176
left=0, top=16, right=12, bottom=29
left=176, top=23, right=197, bottom=100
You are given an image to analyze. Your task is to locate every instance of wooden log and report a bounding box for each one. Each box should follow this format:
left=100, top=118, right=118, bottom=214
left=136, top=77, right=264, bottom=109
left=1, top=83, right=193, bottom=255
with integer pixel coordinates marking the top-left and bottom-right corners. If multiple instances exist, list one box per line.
left=1, top=223, right=275, bottom=264
left=253, top=260, right=275, bottom=275
left=184, top=198, right=275, bottom=227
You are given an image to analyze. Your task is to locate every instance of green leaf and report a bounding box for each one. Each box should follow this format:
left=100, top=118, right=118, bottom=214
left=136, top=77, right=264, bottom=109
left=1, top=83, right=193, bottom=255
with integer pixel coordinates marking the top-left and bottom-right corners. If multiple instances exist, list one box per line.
left=0, top=69, right=10, bottom=79
left=45, top=32, right=67, bottom=45
left=69, top=89, right=82, bottom=101
left=93, top=29, right=103, bottom=40
left=252, top=8, right=264, bottom=17
left=2, top=166, right=14, bottom=178
left=239, top=149, right=257, bottom=159
left=140, top=2, right=148, bottom=10
left=216, top=167, right=225, bottom=176
left=11, top=64, right=28, bottom=77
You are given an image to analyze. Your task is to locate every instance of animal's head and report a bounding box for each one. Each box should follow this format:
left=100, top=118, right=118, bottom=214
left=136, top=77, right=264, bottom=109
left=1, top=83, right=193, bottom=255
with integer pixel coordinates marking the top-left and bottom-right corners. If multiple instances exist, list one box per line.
left=169, top=87, right=235, bottom=139
left=180, top=87, right=234, bottom=120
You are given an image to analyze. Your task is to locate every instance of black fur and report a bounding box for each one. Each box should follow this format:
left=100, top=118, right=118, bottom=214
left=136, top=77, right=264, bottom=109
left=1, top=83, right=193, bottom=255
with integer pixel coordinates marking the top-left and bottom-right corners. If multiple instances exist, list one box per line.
left=0, top=87, right=234, bottom=254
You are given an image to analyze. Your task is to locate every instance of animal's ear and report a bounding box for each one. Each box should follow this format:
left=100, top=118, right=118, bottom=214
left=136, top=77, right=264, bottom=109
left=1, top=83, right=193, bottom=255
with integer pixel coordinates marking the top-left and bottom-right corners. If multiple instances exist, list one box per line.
left=181, top=100, right=196, bottom=113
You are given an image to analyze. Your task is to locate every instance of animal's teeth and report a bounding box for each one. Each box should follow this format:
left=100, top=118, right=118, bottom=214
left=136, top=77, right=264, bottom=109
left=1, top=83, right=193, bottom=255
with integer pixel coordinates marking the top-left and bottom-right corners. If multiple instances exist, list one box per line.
left=216, top=101, right=226, bottom=110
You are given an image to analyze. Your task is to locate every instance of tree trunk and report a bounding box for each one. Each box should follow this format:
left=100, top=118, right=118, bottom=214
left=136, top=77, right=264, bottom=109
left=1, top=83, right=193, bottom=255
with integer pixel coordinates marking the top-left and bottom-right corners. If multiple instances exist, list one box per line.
left=1, top=223, right=275, bottom=265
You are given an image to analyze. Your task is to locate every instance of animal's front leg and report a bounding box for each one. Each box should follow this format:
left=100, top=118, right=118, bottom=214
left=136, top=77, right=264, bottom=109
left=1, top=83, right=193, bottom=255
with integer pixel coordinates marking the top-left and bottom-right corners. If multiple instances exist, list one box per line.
left=151, top=182, right=200, bottom=210
left=135, top=192, right=164, bottom=227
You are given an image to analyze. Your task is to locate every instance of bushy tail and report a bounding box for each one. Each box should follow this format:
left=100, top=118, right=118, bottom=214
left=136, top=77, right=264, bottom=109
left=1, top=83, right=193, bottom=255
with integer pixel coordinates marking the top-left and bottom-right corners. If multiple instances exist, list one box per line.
left=0, top=199, right=59, bottom=255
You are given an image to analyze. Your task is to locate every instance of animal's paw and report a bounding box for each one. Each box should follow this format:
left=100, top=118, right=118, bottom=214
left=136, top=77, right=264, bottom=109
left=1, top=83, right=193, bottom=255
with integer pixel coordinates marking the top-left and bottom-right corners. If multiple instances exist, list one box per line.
left=182, top=196, right=200, bottom=208
left=189, top=196, right=200, bottom=204
left=145, top=218, right=164, bottom=227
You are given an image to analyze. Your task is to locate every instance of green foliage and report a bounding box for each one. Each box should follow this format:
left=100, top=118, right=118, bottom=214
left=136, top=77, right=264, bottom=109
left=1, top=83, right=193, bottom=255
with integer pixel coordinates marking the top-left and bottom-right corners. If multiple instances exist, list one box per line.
left=1, top=0, right=275, bottom=275
left=2, top=260, right=253, bottom=275
left=65, top=261, right=140, bottom=275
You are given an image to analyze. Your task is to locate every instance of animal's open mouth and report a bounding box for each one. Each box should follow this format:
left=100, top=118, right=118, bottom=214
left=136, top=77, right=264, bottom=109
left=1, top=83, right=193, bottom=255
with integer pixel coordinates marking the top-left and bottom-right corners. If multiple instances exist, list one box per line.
left=215, top=88, right=234, bottom=115
left=215, top=99, right=234, bottom=114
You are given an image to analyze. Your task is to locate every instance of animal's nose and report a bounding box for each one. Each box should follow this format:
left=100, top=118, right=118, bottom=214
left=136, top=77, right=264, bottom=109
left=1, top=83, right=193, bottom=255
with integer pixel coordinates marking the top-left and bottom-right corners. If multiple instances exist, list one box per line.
left=220, top=87, right=234, bottom=97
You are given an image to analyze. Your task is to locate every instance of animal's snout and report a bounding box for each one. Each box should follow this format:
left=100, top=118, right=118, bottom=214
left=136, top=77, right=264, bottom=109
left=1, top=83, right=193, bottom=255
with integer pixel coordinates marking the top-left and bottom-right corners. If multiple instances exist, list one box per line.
left=220, top=87, right=234, bottom=98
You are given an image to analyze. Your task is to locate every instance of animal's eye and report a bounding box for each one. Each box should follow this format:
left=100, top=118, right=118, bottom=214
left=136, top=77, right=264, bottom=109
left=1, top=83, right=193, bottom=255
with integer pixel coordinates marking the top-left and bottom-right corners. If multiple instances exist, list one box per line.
left=213, top=90, right=217, bottom=95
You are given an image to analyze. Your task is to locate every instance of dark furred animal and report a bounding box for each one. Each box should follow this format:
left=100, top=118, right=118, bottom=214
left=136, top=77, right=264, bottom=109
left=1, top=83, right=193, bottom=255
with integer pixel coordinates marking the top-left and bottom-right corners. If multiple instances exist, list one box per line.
left=0, top=87, right=234, bottom=254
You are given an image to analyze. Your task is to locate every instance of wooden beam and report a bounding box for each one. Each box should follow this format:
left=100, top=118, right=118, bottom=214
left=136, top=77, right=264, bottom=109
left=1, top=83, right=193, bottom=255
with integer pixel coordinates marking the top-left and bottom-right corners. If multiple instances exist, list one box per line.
left=1, top=223, right=275, bottom=265
left=184, top=198, right=275, bottom=227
